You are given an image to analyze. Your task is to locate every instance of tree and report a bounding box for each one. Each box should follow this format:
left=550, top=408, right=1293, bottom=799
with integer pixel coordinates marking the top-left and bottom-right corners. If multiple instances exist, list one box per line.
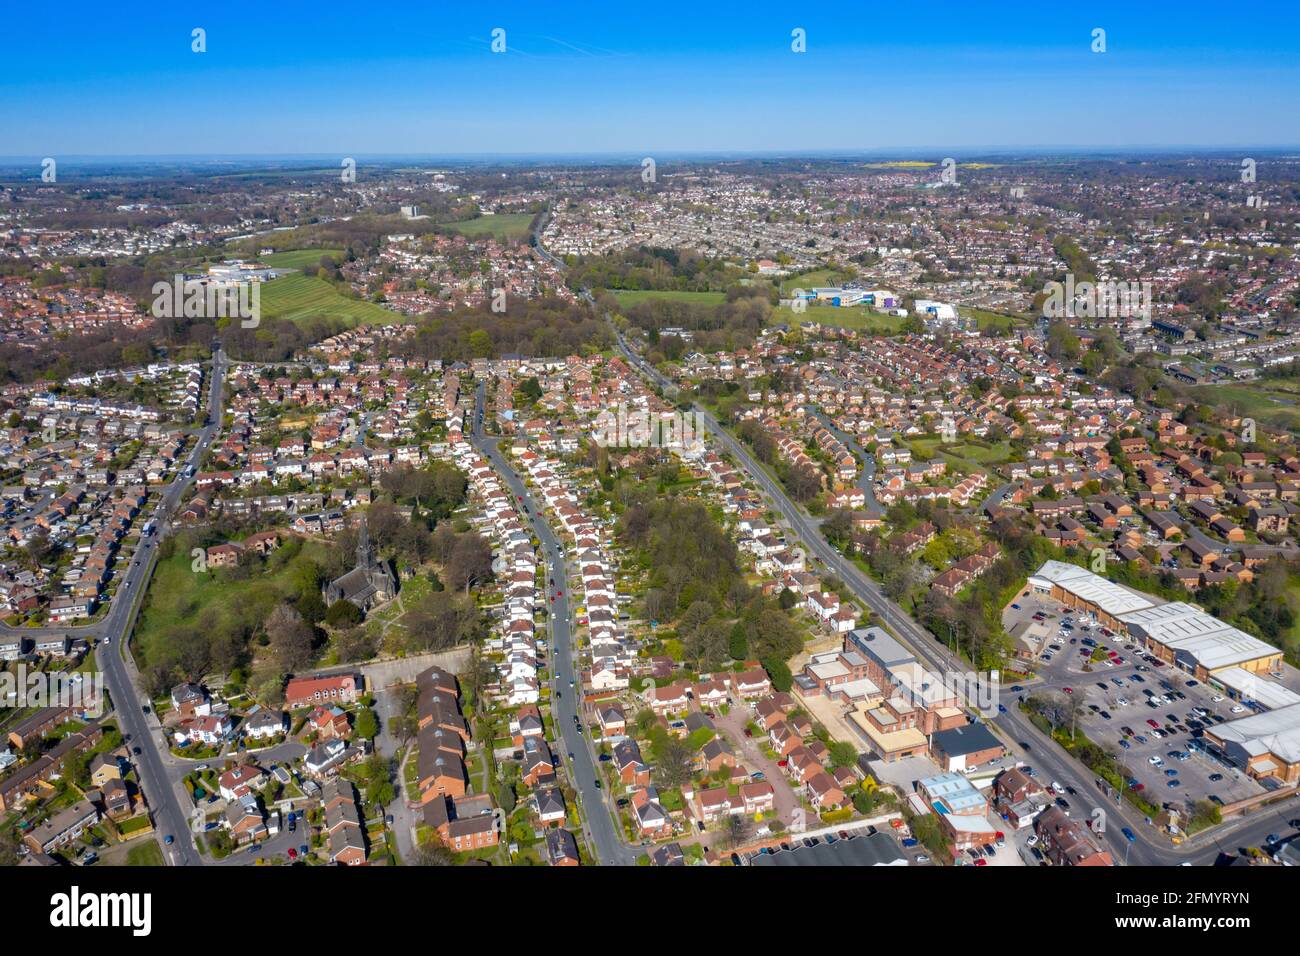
left=517, top=376, right=542, bottom=403
left=728, top=621, right=748, bottom=661
left=0, top=828, right=18, bottom=867
left=823, top=508, right=854, bottom=543
left=388, top=714, right=418, bottom=744
left=1189, top=799, right=1222, bottom=831
left=445, top=532, right=493, bottom=592
left=354, top=708, right=379, bottom=740
left=265, top=603, right=314, bottom=671
left=761, top=656, right=793, bottom=693
left=827, top=741, right=857, bottom=770
left=635, top=708, right=657, bottom=736
left=411, top=838, right=455, bottom=866
left=784, top=463, right=822, bottom=503
left=653, top=737, right=695, bottom=789
left=498, top=781, right=517, bottom=815
left=324, top=599, right=363, bottom=628
left=468, top=329, right=493, bottom=358
left=402, top=590, right=480, bottom=652
left=1046, top=321, right=1081, bottom=362
left=722, top=812, right=754, bottom=850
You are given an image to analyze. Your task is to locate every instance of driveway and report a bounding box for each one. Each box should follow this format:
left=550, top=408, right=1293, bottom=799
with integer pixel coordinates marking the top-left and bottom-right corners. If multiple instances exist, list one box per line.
left=713, top=704, right=800, bottom=828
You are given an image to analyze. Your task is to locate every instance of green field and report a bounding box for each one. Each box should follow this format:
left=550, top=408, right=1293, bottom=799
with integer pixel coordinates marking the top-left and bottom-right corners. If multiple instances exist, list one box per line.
left=1189, top=382, right=1300, bottom=431
left=259, top=248, right=345, bottom=270
left=908, top=438, right=1014, bottom=472
left=963, top=307, right=1027, bottom=334
left=611, top=289, right=727, bottom=308
left=436, top=213, right=534, bottom=241
left=261, top=274, right=399, bottom=326
left=775, top=302, right=907, bottom=334
left=779, top=269, right=855, bottom=295
left=134, top=538, right=334, bottom=667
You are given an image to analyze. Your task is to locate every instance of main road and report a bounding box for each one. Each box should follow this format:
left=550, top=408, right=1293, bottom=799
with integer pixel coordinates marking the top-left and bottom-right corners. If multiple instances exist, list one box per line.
left=605, top=325, right=1228, bottom=865
left=2, top=344, right=230, bottom=866
left=470, top=382, right=636, bottom=865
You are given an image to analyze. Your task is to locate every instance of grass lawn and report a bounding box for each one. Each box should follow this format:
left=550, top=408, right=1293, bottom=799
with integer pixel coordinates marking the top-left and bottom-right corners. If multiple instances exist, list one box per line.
left=117, top=815, right=154, bottom=837
left=610, top=289, right=727, bottom=308
left=134, top=538, right=334, bottom=667
left=436, top=213, right=534, bottom=241
left=779, top=268, right=856, bottom=295
left=258, top=247, right=345, bottom=270
left=260, top=274, right=399, bottom=326
left=775, top=302, right=907, bottom=334
left=908, top=437, right=1014, bottom=472
left=126, top=841, right=164, bottom=866
left=1189, top=382, right=1300, bottom=431
left=962, top=307, right=1027, bottom=333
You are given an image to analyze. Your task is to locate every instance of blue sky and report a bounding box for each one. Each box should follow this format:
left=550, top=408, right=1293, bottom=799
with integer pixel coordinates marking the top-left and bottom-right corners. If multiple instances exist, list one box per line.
left=2, top=1, right=1298, bottom=156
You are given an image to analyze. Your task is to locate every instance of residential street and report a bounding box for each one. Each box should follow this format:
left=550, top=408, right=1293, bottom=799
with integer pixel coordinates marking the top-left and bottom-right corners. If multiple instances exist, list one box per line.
left=0, top=345, right=230, bottom=867
left=470, top=382, right=636, bottom=865
left=607, top=325, right=1267, bottom=867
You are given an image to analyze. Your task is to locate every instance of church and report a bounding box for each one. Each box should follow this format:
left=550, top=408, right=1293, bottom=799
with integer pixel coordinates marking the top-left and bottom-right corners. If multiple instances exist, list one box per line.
left=323, top=517, right=398, bottom=615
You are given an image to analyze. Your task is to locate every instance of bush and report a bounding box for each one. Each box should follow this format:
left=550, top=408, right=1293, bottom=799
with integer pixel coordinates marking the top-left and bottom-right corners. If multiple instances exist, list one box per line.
left=761, top=656, right=793, bottom=693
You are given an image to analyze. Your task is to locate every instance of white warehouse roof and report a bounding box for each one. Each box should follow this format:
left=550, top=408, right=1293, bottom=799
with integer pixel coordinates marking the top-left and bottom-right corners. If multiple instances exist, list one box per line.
left=1119, top=602, right=1280, bottom=672
left=1028, top=560, right=1155, bottom=618
left=1213, top=668, right=1300, bottom=711
left=1209, top=702, right=1300, bottom=765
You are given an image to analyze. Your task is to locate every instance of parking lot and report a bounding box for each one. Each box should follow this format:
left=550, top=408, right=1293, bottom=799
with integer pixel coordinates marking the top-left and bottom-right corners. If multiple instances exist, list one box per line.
left=1004, top=595, right=1265, bottom=820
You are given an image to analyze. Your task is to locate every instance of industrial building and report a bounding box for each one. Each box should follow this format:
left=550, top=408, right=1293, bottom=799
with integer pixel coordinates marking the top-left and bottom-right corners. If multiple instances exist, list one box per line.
left=1026, top=561, right=1283, bottom=680
left=1205, top=703, right=1300, bottom=786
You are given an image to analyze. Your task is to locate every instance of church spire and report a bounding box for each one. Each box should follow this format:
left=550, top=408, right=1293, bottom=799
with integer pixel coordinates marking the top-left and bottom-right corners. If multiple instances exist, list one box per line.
left=356, top=515, right=375, bottom=569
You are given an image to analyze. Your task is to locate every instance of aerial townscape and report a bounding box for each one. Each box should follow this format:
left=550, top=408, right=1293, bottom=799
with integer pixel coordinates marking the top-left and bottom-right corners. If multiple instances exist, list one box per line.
left=0, top=2, right=1296, bottom=933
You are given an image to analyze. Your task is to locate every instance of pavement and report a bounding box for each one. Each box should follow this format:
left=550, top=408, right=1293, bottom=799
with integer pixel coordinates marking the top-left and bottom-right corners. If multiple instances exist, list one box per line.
left=606, top=326, right=1274, bottom=866
left=1, top=345, right=230, bottom=866
left=469, top=381, right=636, bottom=866
left=805, top=406, right=879, bottom=509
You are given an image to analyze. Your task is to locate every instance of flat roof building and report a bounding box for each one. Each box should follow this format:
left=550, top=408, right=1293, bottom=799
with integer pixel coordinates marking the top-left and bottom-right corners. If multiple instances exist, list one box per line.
left=1205, top=702, right=1300, bottom=786
left=1118, top=601, right=1282, bottom=679
left=1027, top=561, right=1284, bottom=681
